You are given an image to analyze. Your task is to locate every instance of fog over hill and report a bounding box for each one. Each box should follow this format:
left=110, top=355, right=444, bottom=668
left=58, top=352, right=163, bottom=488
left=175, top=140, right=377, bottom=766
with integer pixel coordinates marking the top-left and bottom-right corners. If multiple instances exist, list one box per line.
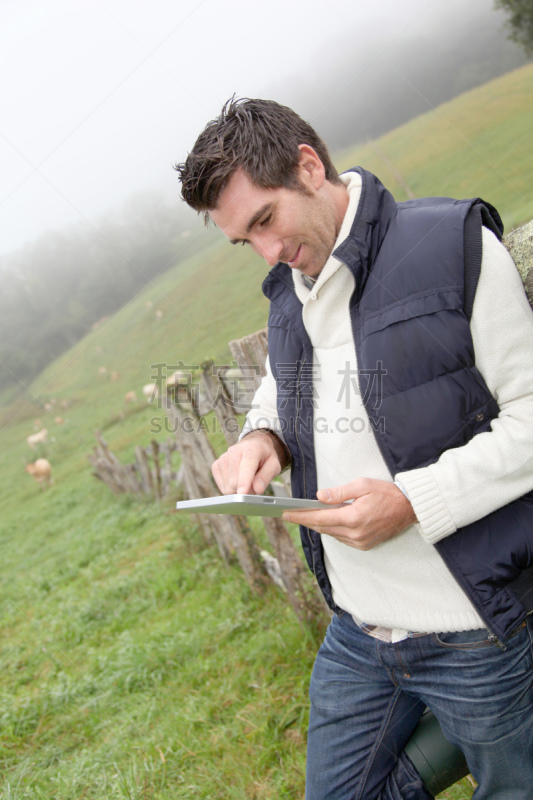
left=1, top=0, right=529, bottom=259
left=0, top=0, right=530, bottom=397
left=267, top=0, right=529, bottom=151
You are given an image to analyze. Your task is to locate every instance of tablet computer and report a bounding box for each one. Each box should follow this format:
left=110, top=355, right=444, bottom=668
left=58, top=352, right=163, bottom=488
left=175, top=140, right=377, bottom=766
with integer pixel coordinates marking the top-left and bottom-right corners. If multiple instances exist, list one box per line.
left=175, top=494, right=348, bottom=518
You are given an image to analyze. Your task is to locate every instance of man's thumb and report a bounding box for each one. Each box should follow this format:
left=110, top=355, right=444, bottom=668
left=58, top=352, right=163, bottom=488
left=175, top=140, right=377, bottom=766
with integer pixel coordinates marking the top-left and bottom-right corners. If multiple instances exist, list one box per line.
left=317, top=480, right=364, bottom=503
left=317, top=487, right=337, bottom=503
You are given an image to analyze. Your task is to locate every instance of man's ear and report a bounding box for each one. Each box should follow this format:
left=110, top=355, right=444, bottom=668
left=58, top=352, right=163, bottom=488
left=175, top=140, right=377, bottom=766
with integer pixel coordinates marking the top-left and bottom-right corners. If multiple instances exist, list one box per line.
left=297, top=144, right=326, bottom=190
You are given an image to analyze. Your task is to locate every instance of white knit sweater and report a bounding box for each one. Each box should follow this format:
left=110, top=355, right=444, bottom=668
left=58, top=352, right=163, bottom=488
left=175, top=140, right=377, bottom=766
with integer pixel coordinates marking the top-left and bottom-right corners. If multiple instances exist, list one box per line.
left=244, top=171, right=533, bottom=635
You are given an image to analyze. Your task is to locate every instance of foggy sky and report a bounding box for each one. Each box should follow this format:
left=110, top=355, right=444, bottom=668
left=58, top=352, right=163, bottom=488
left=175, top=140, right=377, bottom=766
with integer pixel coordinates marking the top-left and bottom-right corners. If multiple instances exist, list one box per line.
left=0, top=0, right=518, bottom=257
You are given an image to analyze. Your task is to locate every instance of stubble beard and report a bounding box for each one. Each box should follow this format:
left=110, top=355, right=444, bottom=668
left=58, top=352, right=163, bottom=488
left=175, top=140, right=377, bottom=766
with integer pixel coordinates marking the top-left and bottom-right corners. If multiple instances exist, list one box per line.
left=284, top=183, right=342, bottom=277
left=303, top=205, right=340, bottom=278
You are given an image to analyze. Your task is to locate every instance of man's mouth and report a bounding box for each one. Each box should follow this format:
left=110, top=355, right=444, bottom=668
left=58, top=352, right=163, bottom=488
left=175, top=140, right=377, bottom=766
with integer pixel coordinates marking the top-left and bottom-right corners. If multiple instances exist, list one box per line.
left=287, top=245, right=302, bottom=268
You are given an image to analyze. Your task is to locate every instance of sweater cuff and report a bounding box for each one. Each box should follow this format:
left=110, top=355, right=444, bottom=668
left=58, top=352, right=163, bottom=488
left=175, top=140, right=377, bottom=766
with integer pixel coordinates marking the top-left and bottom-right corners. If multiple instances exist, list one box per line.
left=395, top=468, right=457, bottom=544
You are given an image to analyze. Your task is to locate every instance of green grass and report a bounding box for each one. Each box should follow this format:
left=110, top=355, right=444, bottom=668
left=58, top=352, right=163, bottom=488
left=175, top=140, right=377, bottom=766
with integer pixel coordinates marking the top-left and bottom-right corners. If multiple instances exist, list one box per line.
left=0, top=476, right=313, bottom=798
left=0, top=471, right=475, bottom=798
left=3, top=62, right=532, bottom=797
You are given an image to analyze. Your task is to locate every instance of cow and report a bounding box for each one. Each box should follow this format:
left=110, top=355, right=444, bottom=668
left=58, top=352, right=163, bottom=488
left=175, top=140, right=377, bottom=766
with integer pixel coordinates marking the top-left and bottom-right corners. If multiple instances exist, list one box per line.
left=26, top=428, right=48, bottom=449
left=124, top=391, right=137, bottom=404
left=25, top=458, right=53, bottom=488
left=142, top=383, right=158, bottom=403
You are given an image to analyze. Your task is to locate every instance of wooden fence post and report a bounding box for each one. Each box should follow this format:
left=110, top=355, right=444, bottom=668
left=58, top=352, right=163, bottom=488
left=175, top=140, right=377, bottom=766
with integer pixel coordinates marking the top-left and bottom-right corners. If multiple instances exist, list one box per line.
left=134, top=445, right=153, bottom=495
left=89, top=432, right=142, bottom=495
left=151, top=440, right=162, bottom=501
left=90, top=433, right=178, bottom=501
left=163, top=386, right=268, bottom=592
left=199, top=362, right=240, bottom=446
left=261, top=516, right=330, bottom=628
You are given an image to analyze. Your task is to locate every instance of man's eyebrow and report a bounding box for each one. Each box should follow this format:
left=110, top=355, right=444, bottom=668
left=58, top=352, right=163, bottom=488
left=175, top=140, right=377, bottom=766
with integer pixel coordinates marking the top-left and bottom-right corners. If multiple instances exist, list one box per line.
left=229, top=203, right=273, bottom=245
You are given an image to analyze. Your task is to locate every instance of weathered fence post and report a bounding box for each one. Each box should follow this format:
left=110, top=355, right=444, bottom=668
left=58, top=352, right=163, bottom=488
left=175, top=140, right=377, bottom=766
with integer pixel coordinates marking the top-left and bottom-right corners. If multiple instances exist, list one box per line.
left=200, top=362, right=241, bottom=446
left=89, top=432, right=142, bottom=495
left=163, top=382, right=268, bottom=592
left=162, top=441, right=174, bottom=497
left=228, top=329, right=293, bottom=497
left=151, top=440, right=162, bottom=501
left=134, top=445, right=153, bottom=495
left=261, top=516, right=331, bottom=628
left=90, top=433, right=178, bottom=501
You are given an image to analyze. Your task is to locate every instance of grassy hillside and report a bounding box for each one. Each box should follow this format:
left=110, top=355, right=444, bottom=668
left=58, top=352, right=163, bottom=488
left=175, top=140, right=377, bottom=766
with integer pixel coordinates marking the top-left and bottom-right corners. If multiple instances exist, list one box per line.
left=2, top=63, right=532, bottom=798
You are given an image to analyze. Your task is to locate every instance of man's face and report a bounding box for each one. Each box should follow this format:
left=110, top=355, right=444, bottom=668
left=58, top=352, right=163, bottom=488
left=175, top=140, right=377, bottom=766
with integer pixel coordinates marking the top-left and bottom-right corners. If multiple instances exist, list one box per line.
left=210, top=159, right=341, bottom=278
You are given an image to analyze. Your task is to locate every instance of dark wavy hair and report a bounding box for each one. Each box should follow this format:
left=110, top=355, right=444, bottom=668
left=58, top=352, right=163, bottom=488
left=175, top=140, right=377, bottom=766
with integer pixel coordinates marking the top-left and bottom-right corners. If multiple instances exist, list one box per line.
left=175, top=97, right=340, bottom=221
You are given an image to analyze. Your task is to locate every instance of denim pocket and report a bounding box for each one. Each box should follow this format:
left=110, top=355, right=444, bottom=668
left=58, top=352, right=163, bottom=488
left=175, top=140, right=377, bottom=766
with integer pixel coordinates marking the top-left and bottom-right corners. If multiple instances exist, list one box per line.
left=432, top=620, right=529, bottom=650
left=431, top=628, right=493, bottom=650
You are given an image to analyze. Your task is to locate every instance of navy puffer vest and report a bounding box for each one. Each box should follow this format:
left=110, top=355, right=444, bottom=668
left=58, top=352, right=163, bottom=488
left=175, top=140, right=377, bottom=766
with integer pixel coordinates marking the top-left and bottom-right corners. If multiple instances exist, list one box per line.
left=263, top=168, right=533, bottom=642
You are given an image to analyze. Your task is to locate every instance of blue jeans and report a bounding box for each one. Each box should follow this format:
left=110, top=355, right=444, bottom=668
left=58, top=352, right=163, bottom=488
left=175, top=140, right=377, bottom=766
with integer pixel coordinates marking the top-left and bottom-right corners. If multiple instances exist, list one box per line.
left=306, top=612, right=533, bottom=800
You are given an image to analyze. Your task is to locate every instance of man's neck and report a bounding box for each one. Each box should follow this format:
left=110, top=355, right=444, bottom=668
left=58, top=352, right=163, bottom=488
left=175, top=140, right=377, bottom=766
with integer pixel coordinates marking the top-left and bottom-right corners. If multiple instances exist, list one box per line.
left=293, top=171, right=362, bottom=294
left=330, top=180, right=350, bottom=238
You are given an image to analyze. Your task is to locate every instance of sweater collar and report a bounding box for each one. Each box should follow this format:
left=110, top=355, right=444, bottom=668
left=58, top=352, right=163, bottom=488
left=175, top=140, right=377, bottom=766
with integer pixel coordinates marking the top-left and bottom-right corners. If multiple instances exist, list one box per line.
left=333, top=167, right=398, bottom=298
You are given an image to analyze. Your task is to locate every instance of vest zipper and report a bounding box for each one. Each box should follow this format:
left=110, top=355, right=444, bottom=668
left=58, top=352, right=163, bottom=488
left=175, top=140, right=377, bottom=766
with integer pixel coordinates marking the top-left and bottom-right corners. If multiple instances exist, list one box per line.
left=295, top=357, right=316, bottom=575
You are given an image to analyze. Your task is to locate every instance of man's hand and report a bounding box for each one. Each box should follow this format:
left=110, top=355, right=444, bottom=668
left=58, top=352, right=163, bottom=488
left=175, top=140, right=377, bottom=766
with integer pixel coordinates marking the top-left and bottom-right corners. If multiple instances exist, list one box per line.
left=212, top=430, right=287, bottom=495
left=282, top=477, right=417, bottom=550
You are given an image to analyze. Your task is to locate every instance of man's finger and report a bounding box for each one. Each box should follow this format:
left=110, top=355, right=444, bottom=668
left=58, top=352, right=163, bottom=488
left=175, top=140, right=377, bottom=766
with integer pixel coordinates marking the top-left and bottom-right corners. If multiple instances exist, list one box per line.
left=211, top=459, right=226, bottom=493
left=236, top=453, right=265, bottom=495
left=251, top=457, right=283, bottom=495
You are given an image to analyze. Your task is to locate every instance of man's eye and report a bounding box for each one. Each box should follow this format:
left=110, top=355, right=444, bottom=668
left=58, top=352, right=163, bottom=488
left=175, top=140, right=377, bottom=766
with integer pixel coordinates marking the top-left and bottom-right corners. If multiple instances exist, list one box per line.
left=260, top=214, right=272, bottom=227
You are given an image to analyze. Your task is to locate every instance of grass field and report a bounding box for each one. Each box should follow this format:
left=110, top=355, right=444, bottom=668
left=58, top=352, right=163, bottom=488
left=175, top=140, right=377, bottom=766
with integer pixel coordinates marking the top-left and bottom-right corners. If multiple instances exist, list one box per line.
left=2, top=63, right=533, bottom=798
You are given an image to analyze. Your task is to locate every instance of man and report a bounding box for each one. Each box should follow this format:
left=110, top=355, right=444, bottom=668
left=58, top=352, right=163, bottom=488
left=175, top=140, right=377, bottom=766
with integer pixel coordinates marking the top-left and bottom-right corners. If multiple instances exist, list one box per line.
left=177, top=98, right=533, bottom=800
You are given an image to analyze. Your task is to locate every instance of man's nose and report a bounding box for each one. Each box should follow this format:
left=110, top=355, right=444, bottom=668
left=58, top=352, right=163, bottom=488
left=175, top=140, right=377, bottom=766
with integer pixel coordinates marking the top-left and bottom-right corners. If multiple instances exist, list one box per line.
left=255, top=236, right=283, bottom=268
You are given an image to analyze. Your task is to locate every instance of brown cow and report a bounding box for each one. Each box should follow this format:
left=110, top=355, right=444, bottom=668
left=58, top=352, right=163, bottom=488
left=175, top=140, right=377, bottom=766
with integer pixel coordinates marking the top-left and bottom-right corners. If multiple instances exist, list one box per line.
left=142, top=383, right=158, bottom=403
left=25, top=458, right=53, bottom=488
left=26, top=428, right=48, bottom=449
